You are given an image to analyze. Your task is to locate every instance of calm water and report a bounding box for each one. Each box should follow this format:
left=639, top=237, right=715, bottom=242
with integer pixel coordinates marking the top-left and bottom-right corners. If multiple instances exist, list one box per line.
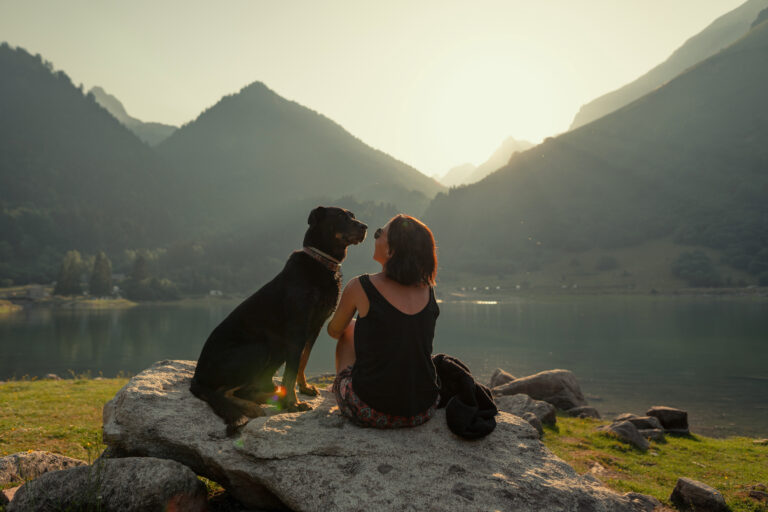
left=1, top=296, right=766, bottom=437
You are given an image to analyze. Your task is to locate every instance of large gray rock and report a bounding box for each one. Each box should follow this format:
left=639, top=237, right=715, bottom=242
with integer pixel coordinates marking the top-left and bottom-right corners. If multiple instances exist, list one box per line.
left=8, top=457, right=206, bottom=512
left=103, top=360, right=650, bottom=512
left=492, top=369, right=588, bottom=410
left=669, top=477, right=728, bottom=511
left=0, top=451, right=85, bottom=486
left=494, top=393, right=557, bottom=426
left=489, top=368, right=516, bottom=388
left=597, top=421, right=650, bottom=451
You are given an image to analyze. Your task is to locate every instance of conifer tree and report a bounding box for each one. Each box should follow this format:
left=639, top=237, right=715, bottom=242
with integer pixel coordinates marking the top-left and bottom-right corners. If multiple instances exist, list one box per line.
left=131, top=253, right=149, bottom=281
left=53, top=250, right=83, bottom=296
left=89, top=251, right=112, bottom=296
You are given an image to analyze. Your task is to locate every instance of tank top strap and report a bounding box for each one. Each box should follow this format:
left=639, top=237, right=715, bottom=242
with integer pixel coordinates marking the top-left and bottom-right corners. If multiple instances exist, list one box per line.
left=358, top=274, right=386, bottom=305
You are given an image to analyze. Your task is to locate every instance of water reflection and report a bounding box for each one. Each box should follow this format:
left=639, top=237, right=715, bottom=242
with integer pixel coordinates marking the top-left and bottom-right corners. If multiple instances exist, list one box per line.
left=1, top=297, right=766, bottom=436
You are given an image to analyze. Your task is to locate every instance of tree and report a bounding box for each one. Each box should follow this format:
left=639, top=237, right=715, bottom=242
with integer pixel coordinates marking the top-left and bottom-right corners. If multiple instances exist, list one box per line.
left=89, top=251, right=112, bottom=296
left=131, top=252, right=149, bottom=281
left=53, top=250, right=83, bottom=296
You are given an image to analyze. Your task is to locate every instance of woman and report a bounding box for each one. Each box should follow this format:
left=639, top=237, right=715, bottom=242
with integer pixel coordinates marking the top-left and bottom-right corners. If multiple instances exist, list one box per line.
left=327, top=214, right=440, bottom=428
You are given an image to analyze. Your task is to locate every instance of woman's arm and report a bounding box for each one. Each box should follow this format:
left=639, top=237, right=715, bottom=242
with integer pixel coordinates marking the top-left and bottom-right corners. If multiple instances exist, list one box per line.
left=327, top=277, right=362, bottom=339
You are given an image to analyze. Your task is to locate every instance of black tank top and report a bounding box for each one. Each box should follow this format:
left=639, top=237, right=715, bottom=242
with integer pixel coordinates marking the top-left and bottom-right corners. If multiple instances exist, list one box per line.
left=351, top=274, right=440, bottom=417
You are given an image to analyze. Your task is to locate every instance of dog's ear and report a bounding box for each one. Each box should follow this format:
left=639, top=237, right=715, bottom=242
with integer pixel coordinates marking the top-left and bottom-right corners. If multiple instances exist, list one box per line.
left=308, top=206, right=326, bottom=226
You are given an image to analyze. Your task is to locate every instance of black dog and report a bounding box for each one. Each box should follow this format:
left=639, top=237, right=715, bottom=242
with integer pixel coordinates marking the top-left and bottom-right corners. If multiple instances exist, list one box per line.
left=191, top=206, right=367, bottom=433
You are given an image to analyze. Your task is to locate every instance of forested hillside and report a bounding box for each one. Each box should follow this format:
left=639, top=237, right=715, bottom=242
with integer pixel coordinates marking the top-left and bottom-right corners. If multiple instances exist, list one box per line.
left=157, top=81, right=443, bottom=232
left=0, top=44, right=177, bottom=283
left=426, top=20, right=768, bottom=286
left=0, top=44, right=442, bottom=292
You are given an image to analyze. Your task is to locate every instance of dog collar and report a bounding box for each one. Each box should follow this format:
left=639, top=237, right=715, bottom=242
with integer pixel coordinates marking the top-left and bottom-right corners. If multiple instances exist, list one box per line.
left=302, top=246, right=341, bottom=272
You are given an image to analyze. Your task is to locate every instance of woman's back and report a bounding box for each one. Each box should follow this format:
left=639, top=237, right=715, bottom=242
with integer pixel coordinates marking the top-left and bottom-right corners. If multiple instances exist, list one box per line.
left=351, top=274, right=439, bottom=417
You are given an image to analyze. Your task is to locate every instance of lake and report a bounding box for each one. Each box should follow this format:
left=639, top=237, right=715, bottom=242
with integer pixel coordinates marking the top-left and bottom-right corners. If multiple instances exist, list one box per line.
left=1, top=296, right=766, bottom=437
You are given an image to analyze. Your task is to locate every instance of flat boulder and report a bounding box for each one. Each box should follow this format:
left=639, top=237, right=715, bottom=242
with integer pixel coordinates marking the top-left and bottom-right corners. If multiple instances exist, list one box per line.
left=489, top=368, right=516, bottom=388
left=494, top=393, right=557, bottom=426
left=493, top=369, right=587, bottom=410
left=0, top=451, right=85, bottom=486
left=646, top=406, right=689, bottom=435
left=670, top=477, right=728, bottom=511
left=103, top=360, right=650, bottom=512
left=597, top=421, right=650, bottom=451
left=8, top=457, right=206, bottom=512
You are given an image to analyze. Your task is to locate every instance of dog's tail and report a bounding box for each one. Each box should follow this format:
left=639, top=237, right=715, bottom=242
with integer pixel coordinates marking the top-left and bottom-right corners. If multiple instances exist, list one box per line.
left=190, top=378, right=249, bottom=435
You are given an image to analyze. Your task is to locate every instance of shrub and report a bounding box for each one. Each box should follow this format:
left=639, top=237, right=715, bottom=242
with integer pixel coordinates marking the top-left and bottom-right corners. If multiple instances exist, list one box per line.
left=671, top=251, right=721, bottom=287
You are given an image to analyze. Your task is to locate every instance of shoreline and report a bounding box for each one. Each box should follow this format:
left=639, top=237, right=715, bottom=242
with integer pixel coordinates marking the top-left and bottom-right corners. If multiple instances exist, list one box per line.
left=1, top=284, right=767, bottom=312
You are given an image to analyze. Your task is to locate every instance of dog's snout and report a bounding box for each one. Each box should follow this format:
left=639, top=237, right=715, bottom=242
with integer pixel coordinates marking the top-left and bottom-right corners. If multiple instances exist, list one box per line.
left=359, top=222, right=368, bottom=231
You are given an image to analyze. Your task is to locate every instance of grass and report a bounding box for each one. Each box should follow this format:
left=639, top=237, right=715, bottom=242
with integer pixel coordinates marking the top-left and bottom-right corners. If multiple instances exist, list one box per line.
left=0, top=377, right=127, bottom=480
left=0, top=300, right=22, bottom=314
left=543, top=415, right=768, bottom=512
left=1, top=378, right=766, bottom=511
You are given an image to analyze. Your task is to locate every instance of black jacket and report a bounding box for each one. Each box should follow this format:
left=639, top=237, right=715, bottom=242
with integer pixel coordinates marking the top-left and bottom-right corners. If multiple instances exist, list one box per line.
left=432, top=354, right=497, bottom=439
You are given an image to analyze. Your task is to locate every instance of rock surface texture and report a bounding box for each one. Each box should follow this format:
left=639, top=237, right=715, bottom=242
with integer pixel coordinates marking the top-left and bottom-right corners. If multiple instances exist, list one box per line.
left=597, top=421, right=650, bottom=451
left=489, top=368, right=516, bottom=388
left=494, top=393, right=557, bottom=426
left=103, top=360, right=649, bottom=512
left=492, top=369, right=588, bottom=410
left=670, top=477, right=728, bottom=512
left=8, top=457, right=207, bottom=512
left=0, top=451, right=85, bottom=486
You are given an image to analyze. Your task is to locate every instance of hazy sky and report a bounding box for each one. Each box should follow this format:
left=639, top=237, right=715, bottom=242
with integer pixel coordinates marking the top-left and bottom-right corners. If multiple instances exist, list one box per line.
left=0, top=0, right=746, bottom=176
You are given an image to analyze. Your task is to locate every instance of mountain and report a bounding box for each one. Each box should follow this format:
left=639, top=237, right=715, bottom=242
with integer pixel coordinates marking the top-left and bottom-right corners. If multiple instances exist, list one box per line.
left=439, top=163, right=476, bottom=187
left=439, top=138, right=535, bottom=188
left=0, top=43, right=177, bottom=282
left=570, top=0, right=768, bottom=130
left=425, top=19, right=768, bottom=287
left=89, top=86, right=177, bottom=146
left=468, top=137, right=535, bottom=184
left=156, top=82, right=444, bottom=230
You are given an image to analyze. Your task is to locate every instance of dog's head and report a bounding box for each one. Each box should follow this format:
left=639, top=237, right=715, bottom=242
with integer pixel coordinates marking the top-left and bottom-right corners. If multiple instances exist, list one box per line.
left=303, top=206, right=367, bottom=262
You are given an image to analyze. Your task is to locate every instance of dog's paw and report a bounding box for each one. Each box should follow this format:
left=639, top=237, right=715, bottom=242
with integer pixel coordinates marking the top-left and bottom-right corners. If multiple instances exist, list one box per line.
left=298, top=384, right=319, bottom=396
left=226, top=415, right=249, bottom=437
left=287, top=401, right=312, bottom=412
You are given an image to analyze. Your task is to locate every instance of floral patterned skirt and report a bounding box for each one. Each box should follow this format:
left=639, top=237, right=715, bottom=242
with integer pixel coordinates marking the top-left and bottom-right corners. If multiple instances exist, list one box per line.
left=332, top=366, right=438, bottom=428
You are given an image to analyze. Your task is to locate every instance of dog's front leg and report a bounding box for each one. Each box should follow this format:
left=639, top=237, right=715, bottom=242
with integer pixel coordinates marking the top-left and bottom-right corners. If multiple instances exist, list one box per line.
left=281, top=342, right=311, bottom=412
left=297, top=338, right=319, bottom=396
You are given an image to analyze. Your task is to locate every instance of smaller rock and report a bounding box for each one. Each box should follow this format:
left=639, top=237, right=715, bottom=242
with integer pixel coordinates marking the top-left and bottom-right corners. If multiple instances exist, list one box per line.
left=638, top=428, right=666, bottom=442
left=624, top=492, right=662, bottom=512
left=522, top=412, right=543, bottom=437
left=0, top=451, right=86, bottom=486
left=489, top=368, right=516, bottom=388
left=43, top=373, right=61, bottom=380
left=670, top=477, right=728, bottom=512
left=8, top=457, right=207, bottom=512
left=753, top=438, right=768, bottom=446
left=567, top=406, right=601, bottom=419
left=495, top=393, right=557, bottom=426
left=615, top=414, right=663, bottom=431
left=597, top=421, right=649, bottom=451
left=646, top=406, right=689, bottom=434
left=749, top=489, right=768, bottom=502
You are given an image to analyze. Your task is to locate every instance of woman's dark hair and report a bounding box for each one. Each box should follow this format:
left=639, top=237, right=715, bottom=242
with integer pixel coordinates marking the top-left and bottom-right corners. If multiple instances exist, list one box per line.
left=385, top=214, right=437, bottom=286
